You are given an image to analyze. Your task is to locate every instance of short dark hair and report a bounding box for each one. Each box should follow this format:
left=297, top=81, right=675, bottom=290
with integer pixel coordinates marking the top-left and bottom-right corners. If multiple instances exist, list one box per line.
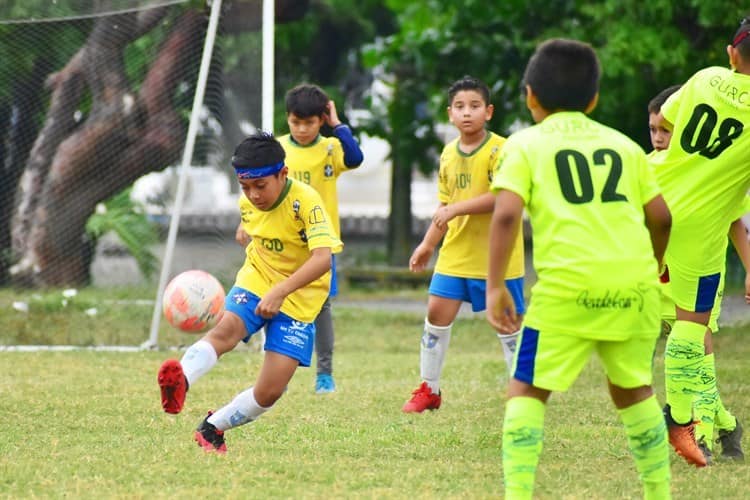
left=448, top=76, right=491, bottom=105
left=732, top=16, right=750, bottom=60
left=285, top=83, right=329, bottom=118
left=232, top=131, right=285, bottom=168
left=648, top=85, right=681, bottom=114
left=523, top=38, right=601, bottom=112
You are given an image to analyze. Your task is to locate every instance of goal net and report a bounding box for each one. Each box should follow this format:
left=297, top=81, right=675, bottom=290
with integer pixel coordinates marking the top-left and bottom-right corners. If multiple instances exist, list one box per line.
left=0, top=0, right=263, bottom=349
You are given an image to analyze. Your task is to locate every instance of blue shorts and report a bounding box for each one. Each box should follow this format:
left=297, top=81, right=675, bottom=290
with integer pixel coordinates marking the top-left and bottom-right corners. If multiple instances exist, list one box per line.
left=224, top=287, right=315, bottom=366
left=428, top=273, right=526, bottom=314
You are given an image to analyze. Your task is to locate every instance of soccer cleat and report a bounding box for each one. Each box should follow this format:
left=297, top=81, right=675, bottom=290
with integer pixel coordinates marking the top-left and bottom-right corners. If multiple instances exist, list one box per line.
left=315, top=373, right=336, bottom=394
left=717, top=418, right=744, bottom=461
left=158, top=359, right=188, bottom=414
left=402, top=381, right=442, bottom=413
left=663, top=405, right=708, bottom=467
left=697, top=437, right=713, bottom=466
left=195, top=412, right=227, bottom=454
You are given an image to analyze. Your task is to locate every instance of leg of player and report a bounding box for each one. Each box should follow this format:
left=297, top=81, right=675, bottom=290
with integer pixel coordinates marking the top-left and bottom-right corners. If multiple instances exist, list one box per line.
left=497, top=330, right=521, bottom=374
left=503, top=379, right=550, bottom=499
left=402, top=295, right=462, bottom=413
left=694, top=331, right=718, bottom=462
left=663, top=307, right=711, bottom=467
left=314, top=298, right=336, bottom=394
left=158, top=312, right=247, bottom=414
left=608, top=383, right=671, bottom=499
left=195, top=351, right=298, bottom=453
left=497, top=277, right=527, bottom=376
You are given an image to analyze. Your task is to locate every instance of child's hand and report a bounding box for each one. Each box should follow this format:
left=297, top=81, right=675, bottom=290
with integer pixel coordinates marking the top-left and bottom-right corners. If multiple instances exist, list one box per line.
left=486, top=286, right=519, bottom=334
left=409, top=243, right=433, bottom=272
left=235, top=225, right=251, bottom=247
left=432, top=205, right=456, bottom=229
left=255, top=285, right=286, bottom=318
left=325, top=100, right=341, bottom=127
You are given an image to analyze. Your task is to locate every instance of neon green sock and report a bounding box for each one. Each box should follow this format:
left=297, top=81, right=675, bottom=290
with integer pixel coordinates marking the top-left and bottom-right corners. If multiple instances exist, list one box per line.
left=618, top=395, right=671, bottom=500
left=715, top=394, right=737, bottom=432
left=694, top=353, right=718, bottom=449
left=664, top=320, right=706, bottom=423
left=502, top=396, right=545, bottom=500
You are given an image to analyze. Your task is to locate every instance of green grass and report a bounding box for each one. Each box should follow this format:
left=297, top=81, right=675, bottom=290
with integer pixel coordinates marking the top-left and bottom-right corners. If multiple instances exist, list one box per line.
left=1, top=293, right=749, bottom=498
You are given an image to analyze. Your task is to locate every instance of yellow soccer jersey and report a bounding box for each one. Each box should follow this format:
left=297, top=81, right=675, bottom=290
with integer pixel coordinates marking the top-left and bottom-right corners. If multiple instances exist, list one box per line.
left=234, top=179, right=343, bottom=323
left=492, top=112, right=662, bottom=340
left=435, top=131, right=524, bottom=279
left=280, top=133, right=351, bottom=243
left=651, top=66, right=750, bottom=275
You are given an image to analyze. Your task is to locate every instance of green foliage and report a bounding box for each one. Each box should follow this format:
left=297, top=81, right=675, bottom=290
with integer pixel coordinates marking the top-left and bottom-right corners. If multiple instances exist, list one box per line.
left=85, top=189, right=159, bottom=280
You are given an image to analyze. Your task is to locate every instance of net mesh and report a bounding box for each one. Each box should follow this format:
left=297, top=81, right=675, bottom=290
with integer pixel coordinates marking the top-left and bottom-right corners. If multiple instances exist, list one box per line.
left=0, top=1, right=260, bottom=347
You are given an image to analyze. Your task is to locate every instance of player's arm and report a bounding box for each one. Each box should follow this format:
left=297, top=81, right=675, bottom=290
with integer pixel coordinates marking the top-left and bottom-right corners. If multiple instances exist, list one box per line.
left=326, top=100, right=364, bottom=167
left=235, top=222, right=251, bottom=247
left=642, top=194, right=671, bottom=270
left=409, top=204, right=449, bottom=272
left=486, top=190, right=524, bottom=333
left=728, top=218, right=750, bottom=303
left=433, top=192, right=495, bottom=229
left=255, top=247, right=333, bottom=318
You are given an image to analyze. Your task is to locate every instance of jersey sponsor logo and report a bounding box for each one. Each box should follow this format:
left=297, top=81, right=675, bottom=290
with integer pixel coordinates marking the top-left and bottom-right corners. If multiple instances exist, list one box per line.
left=232, top=291, right=250, bottom=304
left=575, top=288, right=645, bottom=312
left=308, top=205, right=326, bottom=224
left=261, top=238, right=284, bottom=252
left=280, top=320, right=310, bottom=348
left=709, top=74, right=750, bottom=105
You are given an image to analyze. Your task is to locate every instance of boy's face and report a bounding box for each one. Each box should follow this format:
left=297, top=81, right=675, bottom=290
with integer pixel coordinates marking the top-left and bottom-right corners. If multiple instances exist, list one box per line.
left=287, top=113, right=325, bottom=146
left=238, top=167, right=288, bottom=210
left=447, top=90, right=493, bottom=136
left=648, top=112, right=673, bottom=151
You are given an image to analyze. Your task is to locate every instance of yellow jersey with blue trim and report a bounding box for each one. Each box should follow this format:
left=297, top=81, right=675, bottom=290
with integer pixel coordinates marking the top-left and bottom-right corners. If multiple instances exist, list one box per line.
left=491, top=112, right=662, bottom=339
left=650, top=66, right=750, bottom=275
left=435, top=131, right=524, bottom=279
left=280, top=133, right=350, bottom=243
left=234, top=178, right=343, bottom=323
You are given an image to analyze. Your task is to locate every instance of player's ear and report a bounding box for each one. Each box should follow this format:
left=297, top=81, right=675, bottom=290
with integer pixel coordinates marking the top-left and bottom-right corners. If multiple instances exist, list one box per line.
left=485, top=103, right=495, bottom=121
left=524, top=85, right=538, bottom=112
left=584, top=92, right=599, bottom=114
left=727, top=44, right=739, bottom=70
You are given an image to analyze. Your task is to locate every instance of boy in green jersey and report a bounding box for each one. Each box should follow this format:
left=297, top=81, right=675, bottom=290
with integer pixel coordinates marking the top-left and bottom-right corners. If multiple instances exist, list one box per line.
left=487, top=39, right=672, bottom=499
left=648, top=85, right=750, bottom=463
left=650, top=17, right=750, bottom=467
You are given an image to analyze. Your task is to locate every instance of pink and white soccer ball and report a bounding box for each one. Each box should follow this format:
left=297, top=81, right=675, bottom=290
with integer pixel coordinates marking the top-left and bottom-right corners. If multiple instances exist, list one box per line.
left=162, top=270, right=225, bottom=332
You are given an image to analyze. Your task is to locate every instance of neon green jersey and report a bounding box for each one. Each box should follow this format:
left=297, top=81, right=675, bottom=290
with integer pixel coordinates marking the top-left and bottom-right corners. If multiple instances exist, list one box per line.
left=651, top=66, right=750, bottom=275
left=435, top=131, right=524, bottom=279
left=280, top=133, right=351, bottom=243
left=235, top=179, right=343, bottom=323
left=492, top=112, right=661, bottom=339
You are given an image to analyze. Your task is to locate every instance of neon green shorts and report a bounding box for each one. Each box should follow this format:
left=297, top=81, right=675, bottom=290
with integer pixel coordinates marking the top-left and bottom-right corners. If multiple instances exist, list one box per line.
left=513, top=326, right=659, bottom=391
left=663, top=262, right=724, bottom=332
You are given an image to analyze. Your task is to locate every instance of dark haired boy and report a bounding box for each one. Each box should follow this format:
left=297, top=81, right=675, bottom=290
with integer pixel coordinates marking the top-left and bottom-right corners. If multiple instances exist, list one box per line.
left=487, top=39, right=672, bottom=498
left=236, top=83, right=363, bottom=394
left=158, top=131, right=342, bottom=453
left=652, top=17, right=750, bottom=467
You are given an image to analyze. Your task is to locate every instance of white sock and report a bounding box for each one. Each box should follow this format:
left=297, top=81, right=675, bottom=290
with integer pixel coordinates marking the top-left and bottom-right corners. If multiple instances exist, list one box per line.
left=498, top=330, right=521, bottom=376
left=207, top=387, right=272, bottom=431
left=420, top=318, right=452, bottom=394
left=180, top=339, right=218, bottom=386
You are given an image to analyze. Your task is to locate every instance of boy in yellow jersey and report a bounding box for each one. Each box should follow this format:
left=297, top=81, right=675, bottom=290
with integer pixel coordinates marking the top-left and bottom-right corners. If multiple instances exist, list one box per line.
left=402, top=76, right=526, bottom=414
left=650, top=17, right=750, bottom=467
left=648, top=85, right=750, bottom=463
left=237, top=84, right=363, bottom=394
left=158, top=132, right=342, bottom=453
left=487, top=39, right=672, bottom=499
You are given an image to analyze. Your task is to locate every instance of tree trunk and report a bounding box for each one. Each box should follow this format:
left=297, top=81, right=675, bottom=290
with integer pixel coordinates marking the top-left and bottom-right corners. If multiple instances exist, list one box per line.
left=387, top=81, right=414, bottom=266
left=10, top=8, right=206, bottom=286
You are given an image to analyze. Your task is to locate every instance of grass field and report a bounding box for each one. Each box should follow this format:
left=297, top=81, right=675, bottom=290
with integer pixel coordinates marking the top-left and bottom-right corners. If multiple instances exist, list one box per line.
left=1, top=289, right=749, bottom=498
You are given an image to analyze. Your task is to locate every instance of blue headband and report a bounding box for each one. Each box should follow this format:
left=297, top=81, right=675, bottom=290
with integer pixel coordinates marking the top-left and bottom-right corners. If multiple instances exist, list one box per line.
left=233, top=161, right=284, bottom=179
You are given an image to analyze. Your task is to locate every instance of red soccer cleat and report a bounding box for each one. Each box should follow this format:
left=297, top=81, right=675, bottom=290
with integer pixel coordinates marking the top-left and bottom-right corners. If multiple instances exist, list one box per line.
left=195, top=412, right=227, bottom=454
left=158, top=359, right=187, bottom=414
left=402, top=382, right=442, bottom=413
left=663, top=405, right=708, bottom=467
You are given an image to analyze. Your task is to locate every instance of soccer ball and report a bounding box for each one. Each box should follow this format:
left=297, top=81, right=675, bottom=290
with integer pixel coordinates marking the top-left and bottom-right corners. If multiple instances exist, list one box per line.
left=162, top=270, right=225, bottom=332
